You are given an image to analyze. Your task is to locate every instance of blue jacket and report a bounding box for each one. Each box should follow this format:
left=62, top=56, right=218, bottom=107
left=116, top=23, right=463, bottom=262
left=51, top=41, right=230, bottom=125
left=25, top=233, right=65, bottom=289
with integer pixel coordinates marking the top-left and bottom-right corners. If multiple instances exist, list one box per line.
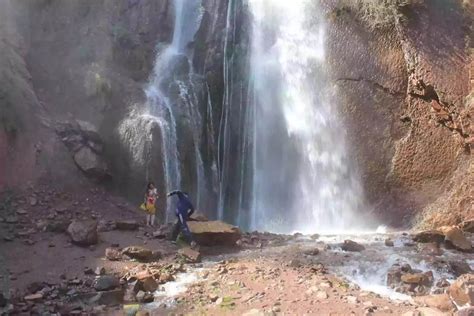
left=168, top=191, right=194, bottom=217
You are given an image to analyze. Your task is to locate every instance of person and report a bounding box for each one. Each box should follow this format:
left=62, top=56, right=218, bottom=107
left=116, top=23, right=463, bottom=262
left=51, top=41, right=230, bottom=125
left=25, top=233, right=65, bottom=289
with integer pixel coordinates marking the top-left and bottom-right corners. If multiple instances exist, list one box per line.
left=167, top=190, right=196, bottom=247
left=144, top=182, right=158, bottom=227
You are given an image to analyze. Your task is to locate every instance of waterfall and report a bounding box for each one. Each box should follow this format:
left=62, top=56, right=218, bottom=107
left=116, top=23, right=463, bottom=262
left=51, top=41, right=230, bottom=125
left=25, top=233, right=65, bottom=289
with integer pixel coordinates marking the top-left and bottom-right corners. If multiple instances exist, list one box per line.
left=118, top=0, right=204, bottom=221
left=246, top=0, right=368, bottom=233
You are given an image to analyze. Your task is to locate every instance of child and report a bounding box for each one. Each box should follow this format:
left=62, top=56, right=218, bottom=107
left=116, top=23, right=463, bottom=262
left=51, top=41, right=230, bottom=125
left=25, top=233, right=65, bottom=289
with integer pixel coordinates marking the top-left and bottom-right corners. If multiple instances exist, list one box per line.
left=144, top=182, right=158, bottom=227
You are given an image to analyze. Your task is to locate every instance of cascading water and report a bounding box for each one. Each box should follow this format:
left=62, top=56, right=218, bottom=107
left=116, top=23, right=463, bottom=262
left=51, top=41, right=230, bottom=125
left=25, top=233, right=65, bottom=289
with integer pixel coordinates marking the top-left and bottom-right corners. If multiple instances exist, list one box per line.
left=246, top=0, right=369, bottom=233
left=119, top=0, right=204, bottom=221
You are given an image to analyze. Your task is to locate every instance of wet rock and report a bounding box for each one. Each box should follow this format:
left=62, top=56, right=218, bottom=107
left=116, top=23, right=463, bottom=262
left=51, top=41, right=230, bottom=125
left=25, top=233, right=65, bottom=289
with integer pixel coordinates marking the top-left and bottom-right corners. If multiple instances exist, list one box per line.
left=135, top=290, right=146, bottom=302
left=449, top=273, right=474, bottom=307
left=448, top=261, right=473, bottom=277
left=417, top=243, right=443, bottom=256
left=306, top=234, right=319, bottom=241
left=414, top=294, right=454, bottom=312
left=115, top=220, right=139, bottom=231
left=402, top=272, right=433, bottom=287
left=303, top=248, right=320, bottom=256
left=341, top=240, right=365, bottom=252
left=187, top=221, right=241, bottom=246
left=178, top=247, right=201, bottom=263
left=67, top=220, right=98, bottom=246
left=94, top=275, right=120, bottom=291
left=71, top=289, right=125, bottom=306
left=442, top=226, right=472, bottom=252
left=158, top=272, right=174, bottom=283
left=413, top=230, right=445, bottom=244
left=105, top=248, right=122, bottom=261
left=135, top=272, right=158, bottom=292
left=122, top=246, right=154, bottom=262
left=385, top=238, right=394, bottom=247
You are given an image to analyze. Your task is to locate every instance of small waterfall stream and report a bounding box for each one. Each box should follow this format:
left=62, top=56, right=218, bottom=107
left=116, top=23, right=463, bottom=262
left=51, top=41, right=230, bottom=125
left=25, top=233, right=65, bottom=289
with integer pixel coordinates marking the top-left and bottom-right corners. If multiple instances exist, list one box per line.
left=119, top=0, right=204, bottom=221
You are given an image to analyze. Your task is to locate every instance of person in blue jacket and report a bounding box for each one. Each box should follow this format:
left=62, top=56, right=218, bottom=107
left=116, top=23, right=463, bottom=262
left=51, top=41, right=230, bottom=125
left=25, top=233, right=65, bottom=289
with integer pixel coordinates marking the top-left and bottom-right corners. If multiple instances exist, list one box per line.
left=167, top=190, right=196, bottom=247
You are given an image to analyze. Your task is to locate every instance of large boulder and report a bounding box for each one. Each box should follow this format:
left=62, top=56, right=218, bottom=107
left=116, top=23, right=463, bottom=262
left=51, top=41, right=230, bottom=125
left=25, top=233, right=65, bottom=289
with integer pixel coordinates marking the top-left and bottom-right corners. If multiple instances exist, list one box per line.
left=178, top=247, right=201, bottom=263
left=449, top=274, right=474, bottom=307
left=448, top=261, right=473, bottom=278
left=73, top=146, right=108, bottom=179
left=94, top=275, right=120, bottom=291
left=134, top=272, right=158, bottom=292
left=413, top=230, right=445, bottom=244
left=441, top=226, right=472, bottom=252
left=105, top=248, right=122, bottom=261
left=340, top=240, right=365, bottom=252
left=187, top=221, right=241, bottom=246
left=67, top=220, right=98, bottom=246
left=414, top=294, right=454, bottom=312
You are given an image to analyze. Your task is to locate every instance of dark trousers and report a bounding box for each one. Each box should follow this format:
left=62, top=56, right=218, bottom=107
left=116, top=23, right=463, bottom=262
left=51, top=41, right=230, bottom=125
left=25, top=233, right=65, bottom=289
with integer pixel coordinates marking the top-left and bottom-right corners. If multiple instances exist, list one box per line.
left=171, top=212, right=194, bottom=243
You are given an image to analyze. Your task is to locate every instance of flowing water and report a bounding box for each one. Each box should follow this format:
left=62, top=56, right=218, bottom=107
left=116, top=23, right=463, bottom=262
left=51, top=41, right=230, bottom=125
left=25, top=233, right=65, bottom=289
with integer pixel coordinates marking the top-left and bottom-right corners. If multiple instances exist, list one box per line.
left=245, top=0, right=368, bottom=233
left=119, top=0, right=373, bottom=233
left=118, top=0, right=205, bottom=220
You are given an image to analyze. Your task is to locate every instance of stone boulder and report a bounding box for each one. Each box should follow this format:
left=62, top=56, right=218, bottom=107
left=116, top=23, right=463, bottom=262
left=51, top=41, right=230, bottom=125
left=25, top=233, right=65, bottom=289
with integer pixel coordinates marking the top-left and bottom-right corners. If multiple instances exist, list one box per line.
left=73, top=146, right=109, bottom=179
left=67, top=220, right=98, bottom=246
left=178, top=247, right=201, bottom=263
left=414, top=294, right=454, bottom=312
left=401, top=272, right=433, bottom=287
left=187, top=221, right=241, bottom=246
left=122, top=246, right=155, bottom=262
left=115, top=220, right=139, bottom=231
left=413, top=230, right=445, bottom=244
left=341, top=240, right=365, bottom=252
left=134, top=272, right=158, bottom=292
left=94, top=275, right=120, bottom=291
left=442, top=226, right=472, bottom=252
left=449, top=274, right=474, bottom=307
left=105, top=248, right=122, bottom=261
left=448, top=261, right=473, bottom=278
left=417, top=243, right=443, bottom=256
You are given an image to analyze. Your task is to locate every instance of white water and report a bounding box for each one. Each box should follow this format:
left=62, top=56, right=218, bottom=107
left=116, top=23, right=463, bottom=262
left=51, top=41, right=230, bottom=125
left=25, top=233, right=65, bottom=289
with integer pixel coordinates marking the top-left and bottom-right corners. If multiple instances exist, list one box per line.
left=247, top=0, right=369, bottom=233
left=118, top=0, right=204, bottom=220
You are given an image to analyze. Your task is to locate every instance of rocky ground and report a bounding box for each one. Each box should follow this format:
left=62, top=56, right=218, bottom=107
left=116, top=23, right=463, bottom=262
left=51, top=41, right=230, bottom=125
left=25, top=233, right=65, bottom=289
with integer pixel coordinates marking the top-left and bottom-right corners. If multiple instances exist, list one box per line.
left=0, top=187, right=473, bottom=316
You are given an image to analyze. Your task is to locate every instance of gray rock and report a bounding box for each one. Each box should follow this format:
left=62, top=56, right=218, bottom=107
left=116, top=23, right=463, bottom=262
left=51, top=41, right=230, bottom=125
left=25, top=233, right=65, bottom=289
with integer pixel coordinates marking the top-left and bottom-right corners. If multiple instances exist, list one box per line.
left=67, top=220, right=98, bottom=246
left=73, top=146, right=108, bottom=179
left=94, top=275, right=120, bottom=291
left=105, top=247, right=122, bottom=261
left=341, top=240, right=365, bottom=252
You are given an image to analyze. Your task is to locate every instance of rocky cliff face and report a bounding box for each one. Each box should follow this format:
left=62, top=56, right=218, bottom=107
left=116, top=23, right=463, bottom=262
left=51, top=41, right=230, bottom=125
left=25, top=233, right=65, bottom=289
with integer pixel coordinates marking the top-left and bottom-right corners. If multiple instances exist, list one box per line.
left=326, top=0, right=473, bottom=227
left=0, top=0, right=471, bottom=229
